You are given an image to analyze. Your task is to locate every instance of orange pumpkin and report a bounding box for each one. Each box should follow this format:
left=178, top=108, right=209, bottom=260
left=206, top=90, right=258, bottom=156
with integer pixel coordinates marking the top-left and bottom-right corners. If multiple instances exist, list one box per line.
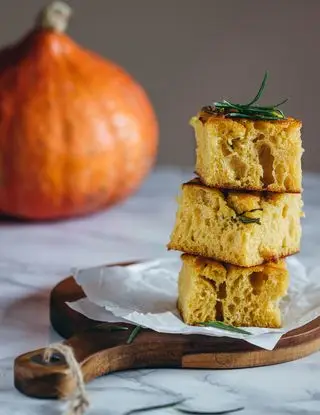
left=0, top=2, right=158, bottom=220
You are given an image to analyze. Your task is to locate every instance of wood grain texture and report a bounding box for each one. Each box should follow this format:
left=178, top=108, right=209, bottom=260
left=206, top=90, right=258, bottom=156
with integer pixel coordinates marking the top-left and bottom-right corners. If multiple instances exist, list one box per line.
left=14, top=268, right=320, bottom=400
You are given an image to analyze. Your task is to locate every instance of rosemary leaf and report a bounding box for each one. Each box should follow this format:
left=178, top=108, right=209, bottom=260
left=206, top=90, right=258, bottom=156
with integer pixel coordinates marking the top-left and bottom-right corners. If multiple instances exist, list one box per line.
left=127, top=325, right=142, bottom=344
left=176, top=406, right=245, bottom=414
left=246, top=71, right=269, bottom=106
left=253, top=98, right=288, bottom=109
left=214, top=101, right=234, bottom=108
left=273, top=99, right=288, bottom=108
left=238, top=215, right=261, bottom=225
left=94, top=323, right=129, bottom=332
left=225, top=113, right=255, bottom=119
left=276, top=109, right=285, bottom=118
left=238, top=107, right=283, bottom=116
left=125, top=398, right=186, bottom=415
left=198, top=321, right=252, bottom=335
left=80, top=323, right=129, bottom=336
left=226, top=113, right=282, bottom=121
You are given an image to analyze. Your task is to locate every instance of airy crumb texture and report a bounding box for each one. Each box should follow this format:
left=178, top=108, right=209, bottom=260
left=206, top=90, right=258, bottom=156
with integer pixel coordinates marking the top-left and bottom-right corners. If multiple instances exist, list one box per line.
left=178, top=254, right=289, bottom=328
left=167, top=179, right=303, bottom=267
left=190, top=112, right=303, bottom=193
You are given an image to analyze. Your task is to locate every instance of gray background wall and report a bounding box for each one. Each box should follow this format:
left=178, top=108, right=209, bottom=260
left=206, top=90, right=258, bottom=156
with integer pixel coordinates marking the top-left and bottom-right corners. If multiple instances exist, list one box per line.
left=1, top=0, right=319, bottom=171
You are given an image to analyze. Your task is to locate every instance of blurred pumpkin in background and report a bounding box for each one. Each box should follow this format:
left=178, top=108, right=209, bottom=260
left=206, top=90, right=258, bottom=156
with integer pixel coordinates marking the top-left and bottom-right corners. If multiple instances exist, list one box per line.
left=0, top=1, right=158, bottom=220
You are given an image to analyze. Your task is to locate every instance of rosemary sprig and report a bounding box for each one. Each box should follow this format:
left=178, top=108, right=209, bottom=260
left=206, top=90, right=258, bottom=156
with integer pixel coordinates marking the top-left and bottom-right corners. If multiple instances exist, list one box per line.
left=203, top=71, right=288, bottom=121
left=127, top=325, right=142, bottom=344
left=125, top=399, right=186, bottom=415
left=91, top=323, right=142, bottom=344
left=246, top=71, right=268, bottom=106
left=198, top=321, right=252, bottom=335
left=176, top=406, right=245, bottom=414
left=93, top=323, right=129, bottom=332
left=126, top=400, right=244, bottom=415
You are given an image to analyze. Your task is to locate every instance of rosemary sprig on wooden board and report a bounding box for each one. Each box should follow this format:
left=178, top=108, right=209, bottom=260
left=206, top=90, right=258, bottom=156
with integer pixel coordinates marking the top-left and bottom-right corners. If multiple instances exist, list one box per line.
left=202, top=72, right=288, bottom=121
left=92, top=323, right=142, bottom=344
left=94, top=323, right=129, bottom=332
left=127, top=325, right=142, bottom=344
left=198, top=321, right=252, bottom=335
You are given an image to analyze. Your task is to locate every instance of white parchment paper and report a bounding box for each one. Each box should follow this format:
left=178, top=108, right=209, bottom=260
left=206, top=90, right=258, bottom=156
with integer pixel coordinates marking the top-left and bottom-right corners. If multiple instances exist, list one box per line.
left=67, top=256, right=320, bottom=350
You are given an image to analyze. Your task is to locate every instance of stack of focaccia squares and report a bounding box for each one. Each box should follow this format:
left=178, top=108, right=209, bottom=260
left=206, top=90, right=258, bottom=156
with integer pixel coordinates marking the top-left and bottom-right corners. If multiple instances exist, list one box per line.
left=168, top=84, right=303, bottom=328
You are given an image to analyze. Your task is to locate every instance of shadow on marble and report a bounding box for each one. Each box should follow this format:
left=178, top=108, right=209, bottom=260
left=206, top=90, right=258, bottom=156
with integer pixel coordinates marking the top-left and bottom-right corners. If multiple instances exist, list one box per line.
left=0, top=214, right=35, bottom=230
left=3, top=288, right=50, bottom=329
left=2, top=288, right=62, bottom=356
left=0, top=204, right=124, bottom=226
left=0, top=212, right=72, bottom=226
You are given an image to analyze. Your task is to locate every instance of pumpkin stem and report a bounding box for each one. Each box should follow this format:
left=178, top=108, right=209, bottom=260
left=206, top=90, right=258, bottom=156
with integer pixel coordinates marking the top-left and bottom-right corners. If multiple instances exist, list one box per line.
left=35, top=1, right=72, bottom=33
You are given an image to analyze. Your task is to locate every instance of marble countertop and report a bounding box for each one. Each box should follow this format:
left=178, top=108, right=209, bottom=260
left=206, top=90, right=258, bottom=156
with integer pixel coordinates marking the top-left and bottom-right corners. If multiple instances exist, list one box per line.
left=0, top=167, right=320, bottom=415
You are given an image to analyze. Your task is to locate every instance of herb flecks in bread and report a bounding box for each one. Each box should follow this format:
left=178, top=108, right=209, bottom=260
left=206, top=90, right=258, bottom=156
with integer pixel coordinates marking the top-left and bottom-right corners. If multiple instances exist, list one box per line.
left=167, top=179, right=303, bottom=267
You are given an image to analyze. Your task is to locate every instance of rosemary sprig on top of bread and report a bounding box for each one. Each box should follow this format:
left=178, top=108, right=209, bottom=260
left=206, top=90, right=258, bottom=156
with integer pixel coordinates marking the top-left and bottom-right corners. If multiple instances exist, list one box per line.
left=202, top=71, right=288, bottom=121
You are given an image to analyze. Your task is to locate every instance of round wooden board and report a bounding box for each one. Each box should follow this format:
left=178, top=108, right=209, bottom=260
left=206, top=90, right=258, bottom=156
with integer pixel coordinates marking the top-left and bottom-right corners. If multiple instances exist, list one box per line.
left=50, top=274, right=320, bottom=369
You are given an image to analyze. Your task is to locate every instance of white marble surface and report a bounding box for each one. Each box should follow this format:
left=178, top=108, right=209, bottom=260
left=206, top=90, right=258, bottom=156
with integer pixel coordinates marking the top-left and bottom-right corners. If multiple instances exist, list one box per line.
left=0, top=167, right=320, bottom=415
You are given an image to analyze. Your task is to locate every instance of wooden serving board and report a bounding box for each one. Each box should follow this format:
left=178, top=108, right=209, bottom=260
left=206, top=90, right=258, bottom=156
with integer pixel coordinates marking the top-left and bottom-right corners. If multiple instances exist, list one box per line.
left=14, top=263, right=320, bottom=400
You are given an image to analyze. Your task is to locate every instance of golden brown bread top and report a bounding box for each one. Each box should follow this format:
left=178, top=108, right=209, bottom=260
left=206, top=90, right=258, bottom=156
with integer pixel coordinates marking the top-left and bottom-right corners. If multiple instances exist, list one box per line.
left=183, top=178, right=301, bottom=209
left=194, top=110, right=302, bottom=128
